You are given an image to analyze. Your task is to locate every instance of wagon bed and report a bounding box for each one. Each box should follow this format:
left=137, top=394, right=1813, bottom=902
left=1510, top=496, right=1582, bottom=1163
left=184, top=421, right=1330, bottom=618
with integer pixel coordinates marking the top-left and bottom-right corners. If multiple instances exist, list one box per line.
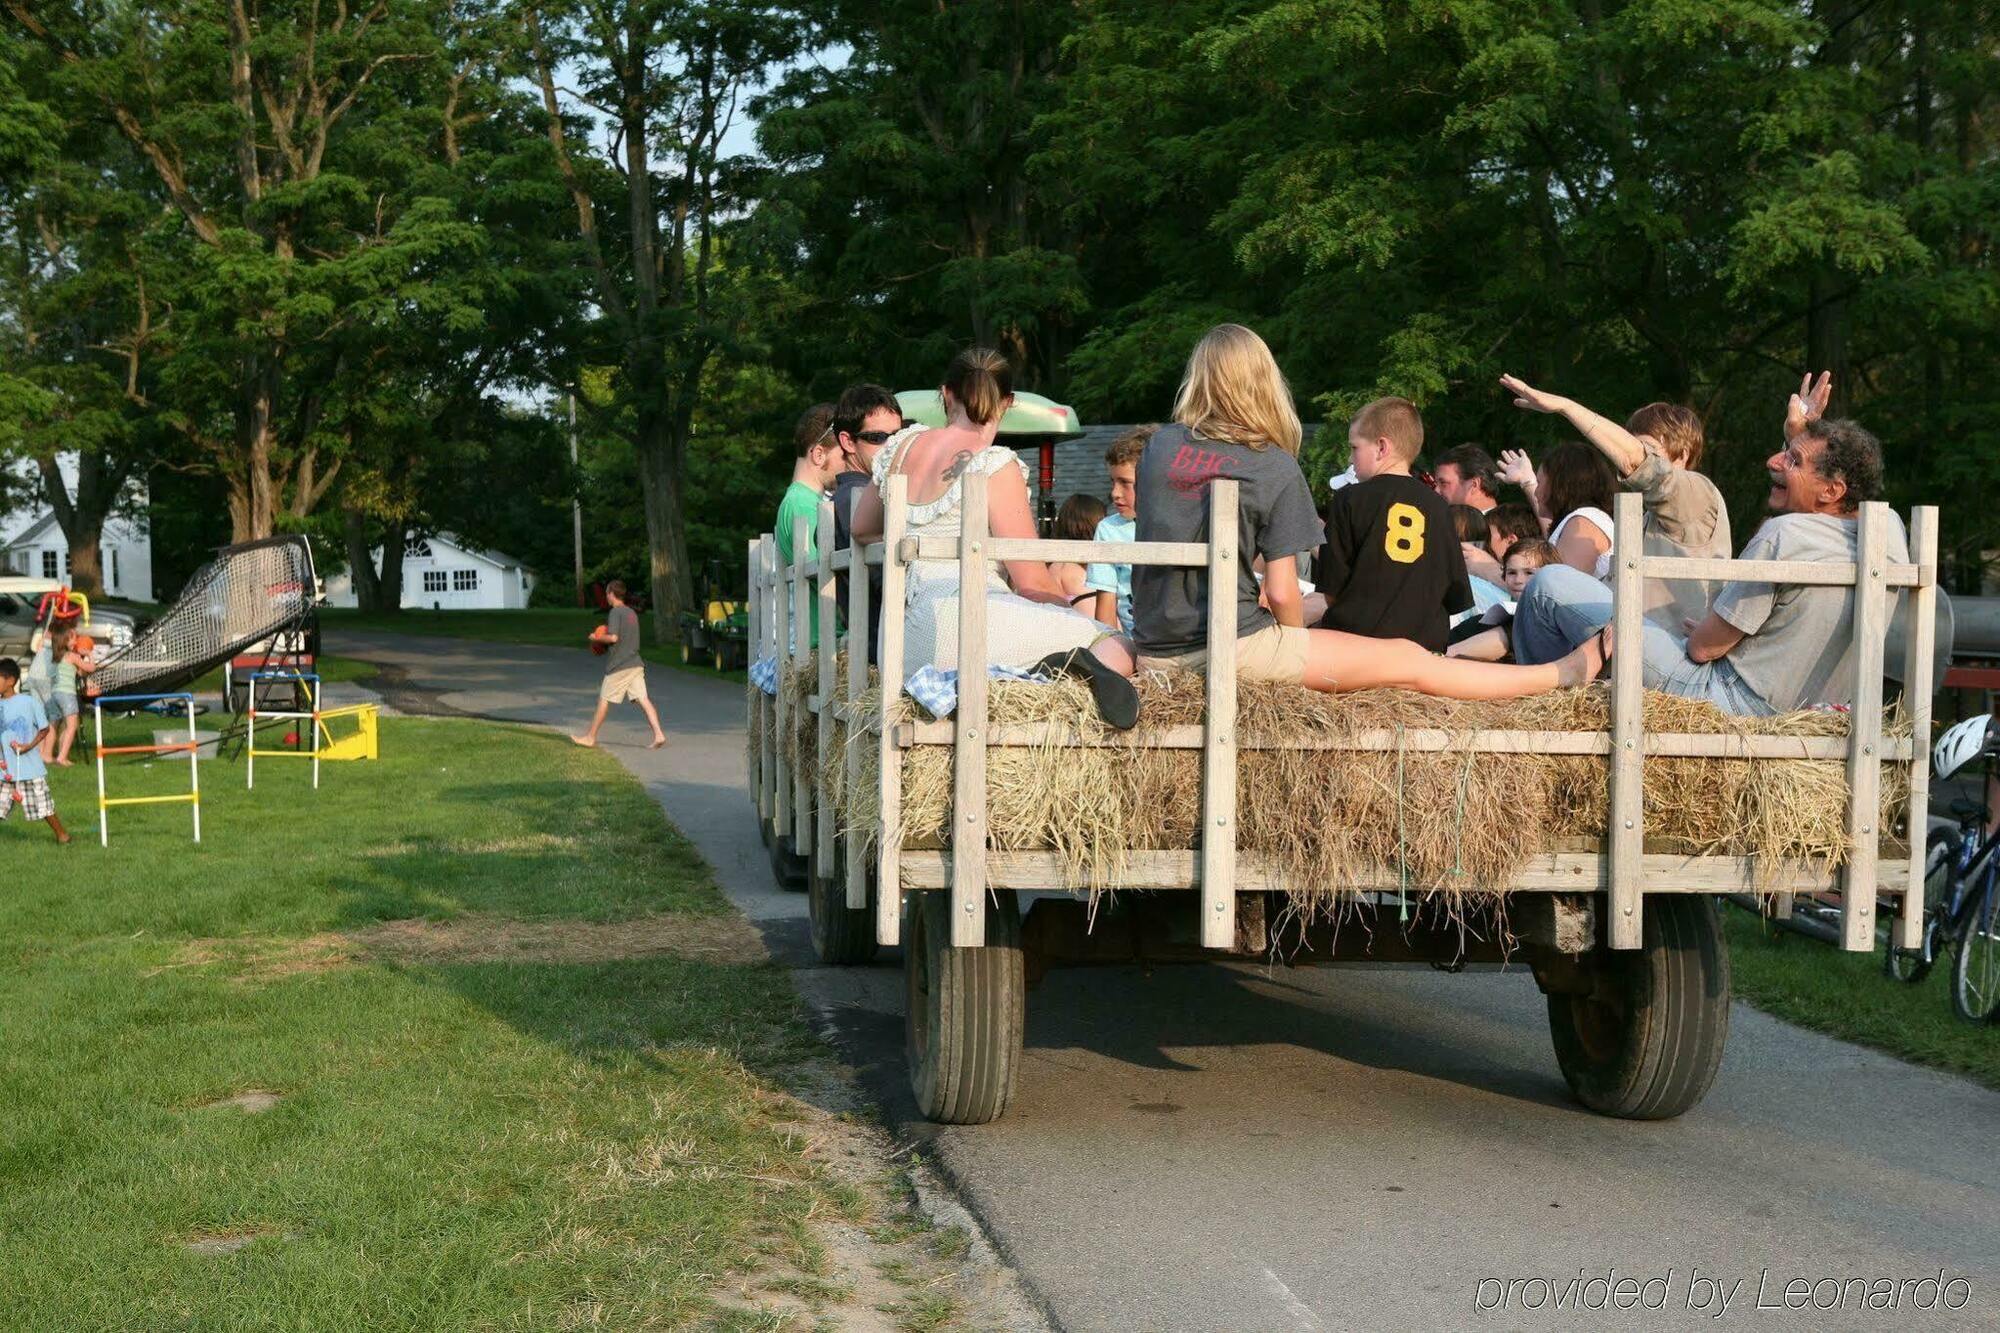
left=746, top=479, right=1940, bottom=1124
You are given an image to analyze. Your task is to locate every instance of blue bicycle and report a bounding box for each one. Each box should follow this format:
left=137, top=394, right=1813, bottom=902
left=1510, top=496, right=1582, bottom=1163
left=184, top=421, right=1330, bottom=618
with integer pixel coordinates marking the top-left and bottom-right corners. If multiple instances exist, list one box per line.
left=1885, top=714, right=2000, bottom=1024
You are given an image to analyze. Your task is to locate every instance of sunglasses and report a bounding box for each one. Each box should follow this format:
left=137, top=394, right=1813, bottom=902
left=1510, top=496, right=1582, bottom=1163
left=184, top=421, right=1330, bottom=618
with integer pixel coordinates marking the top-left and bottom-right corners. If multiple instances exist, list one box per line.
left=855, top=429, right=895, bottom=445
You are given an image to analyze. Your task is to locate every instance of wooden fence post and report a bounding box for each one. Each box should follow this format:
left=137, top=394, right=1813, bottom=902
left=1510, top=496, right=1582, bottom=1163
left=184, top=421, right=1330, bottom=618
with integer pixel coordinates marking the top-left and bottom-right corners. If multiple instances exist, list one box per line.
left=1608, top=492, right=1645, bottom=950
left=1200, top=479, right=1240, bottom=949
left=792, top=514, right=813, bottom=854
left=816, top=502, right=839, bottom=887
left=773, top=535, right=793, bottom=841
left=875, top=475, right=909, bottom=946
left=1896, top=506, right=1939, bottom=951
left=846, top=492, right=872, bottom=911
left=950, top=472, right=993, bottom=948
left=761, top=536, right=780, bottom=832
left=1842, top=501, right=1890, bottom=951
left=746, top=535, right=761, bottom=807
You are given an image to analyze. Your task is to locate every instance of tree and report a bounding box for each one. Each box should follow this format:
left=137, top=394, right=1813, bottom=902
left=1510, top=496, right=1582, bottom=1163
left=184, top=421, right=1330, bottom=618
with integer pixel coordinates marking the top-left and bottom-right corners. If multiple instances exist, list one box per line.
left=5, top=1, right=485, bottom=542
left=752, top=1, right=1085, bottom=397
left=0, top=29, right=150, bottom=594
left=520, top=0, right=803, bottom=632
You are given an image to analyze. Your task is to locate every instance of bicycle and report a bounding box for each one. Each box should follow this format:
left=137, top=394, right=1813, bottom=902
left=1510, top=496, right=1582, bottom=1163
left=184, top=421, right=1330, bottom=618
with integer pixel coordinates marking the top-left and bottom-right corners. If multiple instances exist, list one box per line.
left=1884, top=713, right=2000, bottom=1024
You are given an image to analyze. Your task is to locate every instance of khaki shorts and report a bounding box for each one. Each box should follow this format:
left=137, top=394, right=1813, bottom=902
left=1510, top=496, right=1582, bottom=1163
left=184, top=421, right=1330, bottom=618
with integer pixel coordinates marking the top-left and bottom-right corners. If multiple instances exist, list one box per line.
left=1135, top=622, right=1310, bottom=685
left=599, top=665, right=649, bottom=703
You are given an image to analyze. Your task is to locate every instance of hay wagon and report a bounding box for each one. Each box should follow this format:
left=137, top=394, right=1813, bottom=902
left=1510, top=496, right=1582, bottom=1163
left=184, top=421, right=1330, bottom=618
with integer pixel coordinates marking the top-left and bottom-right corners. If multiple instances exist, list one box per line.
left=746, top=479, right=1940, bottom=1125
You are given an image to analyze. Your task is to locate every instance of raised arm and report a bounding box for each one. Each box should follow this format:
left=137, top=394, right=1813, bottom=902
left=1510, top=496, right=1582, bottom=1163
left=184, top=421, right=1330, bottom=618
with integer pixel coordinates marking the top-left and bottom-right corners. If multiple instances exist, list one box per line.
left=1784, top=370, right=1832, bottom=441
left=1499, top=373, right=1645, bottom=477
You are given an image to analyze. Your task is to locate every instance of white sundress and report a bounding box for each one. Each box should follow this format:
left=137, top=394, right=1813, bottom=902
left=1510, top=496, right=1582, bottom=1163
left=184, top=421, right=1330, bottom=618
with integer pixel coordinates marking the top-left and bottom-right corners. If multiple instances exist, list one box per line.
left=873, top=428, right=1104, bottom=674
left=1550, top=505, right=1616, bottom=581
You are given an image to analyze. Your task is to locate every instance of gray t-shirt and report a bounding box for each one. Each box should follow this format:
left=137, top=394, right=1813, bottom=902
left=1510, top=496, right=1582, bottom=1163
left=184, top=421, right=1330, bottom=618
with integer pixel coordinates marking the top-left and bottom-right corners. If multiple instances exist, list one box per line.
left=1712, top=512, right=1908, bottom=712
left=1624, top=445, right=1731, bottom=632
left=603, top=604, right=642, bottom=673
left=1132, top=424, right=1325, bottom=656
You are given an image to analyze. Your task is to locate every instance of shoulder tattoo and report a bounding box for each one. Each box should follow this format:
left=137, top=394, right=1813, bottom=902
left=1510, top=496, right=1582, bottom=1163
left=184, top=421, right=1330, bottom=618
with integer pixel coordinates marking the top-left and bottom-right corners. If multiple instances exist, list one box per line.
left=940, top=450, right=975, bottom=483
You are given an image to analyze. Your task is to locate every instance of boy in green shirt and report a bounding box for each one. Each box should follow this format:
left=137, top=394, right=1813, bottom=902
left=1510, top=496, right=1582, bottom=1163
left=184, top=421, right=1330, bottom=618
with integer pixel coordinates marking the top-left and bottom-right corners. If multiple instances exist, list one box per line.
left=774, top=402, right=842, bottom=649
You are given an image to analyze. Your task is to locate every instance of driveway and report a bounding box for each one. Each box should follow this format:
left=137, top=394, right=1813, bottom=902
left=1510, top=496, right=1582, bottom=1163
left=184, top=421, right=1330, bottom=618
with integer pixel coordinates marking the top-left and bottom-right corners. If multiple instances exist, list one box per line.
left=332, top=628, right=2000, bottom=1332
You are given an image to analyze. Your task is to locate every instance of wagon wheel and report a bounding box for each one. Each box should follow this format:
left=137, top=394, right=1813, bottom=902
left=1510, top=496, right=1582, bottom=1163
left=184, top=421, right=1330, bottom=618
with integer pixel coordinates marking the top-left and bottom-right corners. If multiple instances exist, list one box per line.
left=809, top=834, right=879, bottom=965
left=1546, top=895, right=1731, bottom=1120
left=905, top=887, right=1023, bottom=1125
left=767, top=832, right=809, bottom=894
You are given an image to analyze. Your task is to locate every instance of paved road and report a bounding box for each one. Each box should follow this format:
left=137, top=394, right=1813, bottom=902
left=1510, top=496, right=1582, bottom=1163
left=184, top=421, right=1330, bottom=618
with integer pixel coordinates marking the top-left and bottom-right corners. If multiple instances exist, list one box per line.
left=334, top=629, right=2000, bottom=1332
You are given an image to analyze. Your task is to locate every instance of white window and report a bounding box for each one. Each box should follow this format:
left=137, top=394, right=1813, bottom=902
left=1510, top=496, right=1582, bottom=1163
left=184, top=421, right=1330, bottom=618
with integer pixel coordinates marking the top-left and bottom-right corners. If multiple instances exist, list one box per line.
left=406, top=538, right=433, bottom=559
left=422, top=570, right=448, bottom=593
left=42, top=550, right=57, bottom=579
left=451, top=568, right=478, bottom=592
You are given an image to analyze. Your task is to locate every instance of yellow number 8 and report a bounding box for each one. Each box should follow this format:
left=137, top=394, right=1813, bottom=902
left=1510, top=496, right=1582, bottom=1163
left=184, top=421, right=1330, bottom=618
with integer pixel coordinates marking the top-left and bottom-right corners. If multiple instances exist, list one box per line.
left=1384, top=502, right=1426, bottom=564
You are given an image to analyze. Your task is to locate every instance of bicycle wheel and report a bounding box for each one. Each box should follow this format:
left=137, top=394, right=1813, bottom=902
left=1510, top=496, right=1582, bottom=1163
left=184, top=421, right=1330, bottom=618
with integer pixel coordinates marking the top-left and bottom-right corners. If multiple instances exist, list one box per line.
left=1950, top=879, right=2000, bottom=1024
left=1886, top=829, right=1955, bottom=984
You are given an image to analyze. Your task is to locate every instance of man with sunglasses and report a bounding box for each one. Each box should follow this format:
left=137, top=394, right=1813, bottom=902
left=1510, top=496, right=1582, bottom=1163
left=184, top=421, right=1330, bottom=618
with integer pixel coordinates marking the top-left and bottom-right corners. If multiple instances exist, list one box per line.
left=829, top=383, right=905, bottom=662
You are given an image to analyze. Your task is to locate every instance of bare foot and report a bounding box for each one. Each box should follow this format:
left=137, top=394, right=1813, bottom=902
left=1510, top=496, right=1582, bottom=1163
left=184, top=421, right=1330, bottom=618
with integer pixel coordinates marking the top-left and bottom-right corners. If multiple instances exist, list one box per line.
left=53, top=758, right=73, bottom=768
left=55, top=834, right=71, bottom=844
left=570, top=734, right=597, bottom=748
left=1557, top=625, right=1614, bottom=688
left=649, top=734, right=668, bottom=750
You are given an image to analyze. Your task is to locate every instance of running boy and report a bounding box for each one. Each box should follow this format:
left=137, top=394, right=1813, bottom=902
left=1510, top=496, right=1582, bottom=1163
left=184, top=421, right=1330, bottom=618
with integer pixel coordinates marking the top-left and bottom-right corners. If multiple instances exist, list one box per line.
left=1315, top=397, right=1471, bottom=652
left=0, top=658, right=68, bottom=842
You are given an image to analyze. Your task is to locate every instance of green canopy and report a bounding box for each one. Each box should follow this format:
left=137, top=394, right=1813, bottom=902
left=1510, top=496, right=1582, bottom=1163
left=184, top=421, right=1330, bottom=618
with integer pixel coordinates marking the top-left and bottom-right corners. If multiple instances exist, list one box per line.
left=895, top=389, right=1084, bottom=438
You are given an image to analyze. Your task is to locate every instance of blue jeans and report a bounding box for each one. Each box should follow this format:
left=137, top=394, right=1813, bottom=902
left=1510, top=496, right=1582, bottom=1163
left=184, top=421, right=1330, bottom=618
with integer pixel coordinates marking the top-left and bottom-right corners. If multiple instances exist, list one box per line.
left=1511, top=565, right=1774, bottom=716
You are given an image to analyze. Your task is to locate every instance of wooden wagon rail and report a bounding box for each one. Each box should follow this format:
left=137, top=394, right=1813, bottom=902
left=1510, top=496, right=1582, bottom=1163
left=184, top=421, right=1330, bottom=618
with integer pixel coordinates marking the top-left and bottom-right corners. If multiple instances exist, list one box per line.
left=749, top=479, right=1939, bottom=957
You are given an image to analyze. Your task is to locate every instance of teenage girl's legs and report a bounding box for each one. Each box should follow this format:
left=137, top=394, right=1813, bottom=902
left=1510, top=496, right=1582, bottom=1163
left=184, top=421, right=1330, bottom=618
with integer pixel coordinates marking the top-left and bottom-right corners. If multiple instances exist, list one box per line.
left=55, top=712, right=79, bottom=765
left=1300, top=627, right=1606, bottom=700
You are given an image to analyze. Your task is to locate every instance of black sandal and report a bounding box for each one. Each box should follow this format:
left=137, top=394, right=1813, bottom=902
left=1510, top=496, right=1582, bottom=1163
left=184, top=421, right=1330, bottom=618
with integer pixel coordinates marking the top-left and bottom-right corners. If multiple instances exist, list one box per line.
left=1032, top=649, right=1140, bottom=731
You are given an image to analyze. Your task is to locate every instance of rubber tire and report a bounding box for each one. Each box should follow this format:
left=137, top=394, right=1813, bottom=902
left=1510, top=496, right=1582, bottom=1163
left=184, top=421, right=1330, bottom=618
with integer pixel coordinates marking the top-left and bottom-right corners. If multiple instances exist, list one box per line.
left=680, top=640, right=692, bottom=664
left=905, top=887, right=1024, bottom=1125
left=1887, top=828, right=1952, bottom=983
left=768, top=833, right=809, bottom=894
left=809, top=835, right=879, bottom=965
left=1950, top=881, right=2000, bottom=1024
left=1547, top=895, right=1731, bottom=1120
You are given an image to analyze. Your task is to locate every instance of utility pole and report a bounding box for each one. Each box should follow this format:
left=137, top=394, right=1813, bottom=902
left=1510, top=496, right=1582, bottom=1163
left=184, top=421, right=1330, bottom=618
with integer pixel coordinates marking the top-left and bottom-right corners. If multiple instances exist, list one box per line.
left=569, top=391, right=585, bottom=606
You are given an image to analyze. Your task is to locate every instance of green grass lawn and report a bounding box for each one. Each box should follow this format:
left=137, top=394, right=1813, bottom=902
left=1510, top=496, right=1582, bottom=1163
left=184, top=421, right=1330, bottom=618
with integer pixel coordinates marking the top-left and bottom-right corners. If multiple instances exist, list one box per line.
left=320, top=608, right=746, bottom=683
left=0, top=715, right=872, bottom=1327
left=1723, top=906, right=2000, bottom=1090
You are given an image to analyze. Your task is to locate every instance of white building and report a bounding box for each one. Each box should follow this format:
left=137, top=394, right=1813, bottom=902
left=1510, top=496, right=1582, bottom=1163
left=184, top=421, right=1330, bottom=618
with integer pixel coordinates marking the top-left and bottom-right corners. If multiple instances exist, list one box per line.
left=0, top=455, right=155, bottom=602
left=323, top=532, right=537, bottom=610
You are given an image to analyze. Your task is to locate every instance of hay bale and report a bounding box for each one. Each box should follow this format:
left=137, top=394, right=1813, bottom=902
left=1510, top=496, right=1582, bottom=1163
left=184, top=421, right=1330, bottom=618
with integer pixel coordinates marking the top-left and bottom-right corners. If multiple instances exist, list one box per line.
left=850, top=677, right=1907, bottom=917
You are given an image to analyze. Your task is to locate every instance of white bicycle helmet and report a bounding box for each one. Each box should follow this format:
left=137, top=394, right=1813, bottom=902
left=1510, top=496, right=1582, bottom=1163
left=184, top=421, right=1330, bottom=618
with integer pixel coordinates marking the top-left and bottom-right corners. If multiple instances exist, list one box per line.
left=1932, top=714, right=1998, bottom=781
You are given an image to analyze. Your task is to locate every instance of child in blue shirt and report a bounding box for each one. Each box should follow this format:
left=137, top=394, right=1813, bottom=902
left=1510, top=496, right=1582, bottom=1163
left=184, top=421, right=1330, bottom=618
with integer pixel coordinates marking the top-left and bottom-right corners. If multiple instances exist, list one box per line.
left=1086, top=425, right=1152, bottom=633
left=0, top=658, right=67, bottom=842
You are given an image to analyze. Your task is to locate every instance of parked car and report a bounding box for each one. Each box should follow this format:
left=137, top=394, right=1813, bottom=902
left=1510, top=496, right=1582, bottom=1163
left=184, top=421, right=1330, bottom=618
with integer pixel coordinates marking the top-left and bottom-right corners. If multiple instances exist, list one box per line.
left=0, top=577, right=138, bottom=660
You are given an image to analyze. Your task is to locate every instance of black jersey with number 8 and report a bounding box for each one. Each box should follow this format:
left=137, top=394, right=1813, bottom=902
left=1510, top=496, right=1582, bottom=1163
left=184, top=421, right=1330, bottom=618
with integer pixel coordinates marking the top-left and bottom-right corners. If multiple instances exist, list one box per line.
left=1313, top=473, right=1472, bottom=653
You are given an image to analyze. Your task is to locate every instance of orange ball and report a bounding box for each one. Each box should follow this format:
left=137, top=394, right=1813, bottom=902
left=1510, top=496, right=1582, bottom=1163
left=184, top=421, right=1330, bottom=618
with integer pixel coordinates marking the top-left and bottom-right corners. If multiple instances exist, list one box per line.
left=590, top=624, right=609, bottom=656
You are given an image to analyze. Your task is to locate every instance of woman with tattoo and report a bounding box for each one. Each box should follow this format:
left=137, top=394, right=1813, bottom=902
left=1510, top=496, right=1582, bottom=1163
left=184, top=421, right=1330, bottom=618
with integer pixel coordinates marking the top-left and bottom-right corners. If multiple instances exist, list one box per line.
left=851, top=348, right=1141, bottom=727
